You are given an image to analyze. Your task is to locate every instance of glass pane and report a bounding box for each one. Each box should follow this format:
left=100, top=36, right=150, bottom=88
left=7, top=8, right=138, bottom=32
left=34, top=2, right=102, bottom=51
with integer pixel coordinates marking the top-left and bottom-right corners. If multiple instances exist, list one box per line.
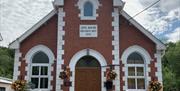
left=137, top=67, right=144, bottom=76
left=40, top=78, right=48, bottom=88
left=128, top=67, right=135, bottom=76
left=137, top=78, right=145, bottom=89
left=84, top=2, right=93, bottom=16
left=0, top=87, right=5, bottom=91
left=32, top=51, right=49, bottom=63
left=32, top=66, right=39, bottom=75
left=128, top=78, right=136, bottom=89
left=41, top=66, right=48, bottom=75
left=127, top=52, right=144, bottom=64
left=31, top=78, right=39, bottom=88
left=135, top=60, right=144, bottom=64
left=76, top=56, right=100, bottom=67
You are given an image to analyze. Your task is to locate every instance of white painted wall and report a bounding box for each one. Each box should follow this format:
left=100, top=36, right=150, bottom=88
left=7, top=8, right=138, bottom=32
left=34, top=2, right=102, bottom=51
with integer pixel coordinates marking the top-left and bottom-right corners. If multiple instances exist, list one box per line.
left=0, top=83, right=13, bottom=91
left=0, top=77, right=13, bottom=91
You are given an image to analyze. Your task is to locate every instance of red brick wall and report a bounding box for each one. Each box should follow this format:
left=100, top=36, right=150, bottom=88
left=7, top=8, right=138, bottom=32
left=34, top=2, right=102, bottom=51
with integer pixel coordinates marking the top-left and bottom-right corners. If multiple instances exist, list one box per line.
left=19, top=15, right=58, bottom=91
left=119, top=15, right=156, bottom=57
left=119, top=15, right=156, bottom=91
left=63, top=0, right=114, bottom=66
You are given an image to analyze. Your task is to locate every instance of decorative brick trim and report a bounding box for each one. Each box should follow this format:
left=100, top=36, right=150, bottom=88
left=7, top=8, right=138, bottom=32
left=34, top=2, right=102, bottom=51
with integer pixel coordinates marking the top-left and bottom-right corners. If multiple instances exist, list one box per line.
left=56, top=7, right=65, bottom=91
left=13, top=49, right=21, bottom=81
left=112, top=7, right=120, bottom=91
left=154, top=52, right=163, bottom=83
left=50, top=60, right=55, bottom=91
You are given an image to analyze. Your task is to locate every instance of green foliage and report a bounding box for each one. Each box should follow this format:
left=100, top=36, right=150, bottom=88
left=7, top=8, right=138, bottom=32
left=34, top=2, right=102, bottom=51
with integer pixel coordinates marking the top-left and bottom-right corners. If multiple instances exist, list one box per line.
left=162, top=41, right=180, bottom=91
left=0, top=47, right=14, bottom=78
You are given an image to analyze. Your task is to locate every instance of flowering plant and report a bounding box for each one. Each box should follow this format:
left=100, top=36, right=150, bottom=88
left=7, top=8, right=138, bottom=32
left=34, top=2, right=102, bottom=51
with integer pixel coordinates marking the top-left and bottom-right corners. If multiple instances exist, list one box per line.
left=59, top=71, right=68, bottom=79
left=149, top=81, right=162, bottom=91
left=11, top=80, right=27, bottom=91
left=59, top=66, right=70, bottom=80
left=106, top=70, right=117, bottom=80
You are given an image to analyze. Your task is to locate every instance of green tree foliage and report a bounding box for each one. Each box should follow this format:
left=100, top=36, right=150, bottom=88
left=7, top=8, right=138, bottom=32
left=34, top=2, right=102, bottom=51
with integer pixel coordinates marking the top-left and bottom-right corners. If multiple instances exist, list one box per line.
left=162, top=41, right=180, bottom=91
left=0, top=47, right=14, bottom=78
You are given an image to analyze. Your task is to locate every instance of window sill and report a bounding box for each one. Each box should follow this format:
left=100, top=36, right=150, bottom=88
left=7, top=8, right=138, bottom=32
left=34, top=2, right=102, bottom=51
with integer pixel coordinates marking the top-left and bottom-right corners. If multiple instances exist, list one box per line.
left=80, top=16, right=96, bottom=20
left=28, top=89, right=50, bottom=91
left=126, top=89, right=146, bottom=91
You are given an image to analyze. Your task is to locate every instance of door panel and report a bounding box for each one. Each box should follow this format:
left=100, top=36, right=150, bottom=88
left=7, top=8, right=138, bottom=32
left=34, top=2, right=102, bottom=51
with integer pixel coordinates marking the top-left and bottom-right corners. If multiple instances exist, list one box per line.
left=75, top=67, right=101, bottom=91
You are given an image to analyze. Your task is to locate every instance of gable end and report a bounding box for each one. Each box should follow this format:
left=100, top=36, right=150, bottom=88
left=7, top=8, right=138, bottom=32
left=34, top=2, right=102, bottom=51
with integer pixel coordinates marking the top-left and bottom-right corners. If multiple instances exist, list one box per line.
left=121, top=10, right=166, bottom=50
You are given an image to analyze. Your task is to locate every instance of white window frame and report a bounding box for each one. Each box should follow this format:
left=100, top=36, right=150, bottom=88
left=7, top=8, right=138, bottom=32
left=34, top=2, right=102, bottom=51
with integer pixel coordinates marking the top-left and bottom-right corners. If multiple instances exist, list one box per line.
left=127, top=64, right=146, bottom=90
left=121, top=45, right=152, bottom=91
left=30, top=63, right=50, bottom=90
left=25, top=45, right=55, bottom=91
left=77, top=0, right=100, bottom=20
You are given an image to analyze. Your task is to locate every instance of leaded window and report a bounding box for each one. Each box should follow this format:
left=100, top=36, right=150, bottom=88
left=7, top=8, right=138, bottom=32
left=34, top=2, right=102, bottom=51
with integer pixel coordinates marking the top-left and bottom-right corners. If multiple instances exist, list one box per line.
left=127, top=52, right=145, bottom=90
left=31, top=51, right=49, bottom=89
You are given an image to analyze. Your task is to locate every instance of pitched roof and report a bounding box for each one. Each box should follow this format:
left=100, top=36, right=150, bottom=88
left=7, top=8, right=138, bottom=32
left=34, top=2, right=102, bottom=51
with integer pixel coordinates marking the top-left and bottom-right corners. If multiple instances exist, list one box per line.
left=9, top=10, right=57, bottom=49
left=9, top=9, right=166, bottom=50
left=0, top=77, right=12, bottom=84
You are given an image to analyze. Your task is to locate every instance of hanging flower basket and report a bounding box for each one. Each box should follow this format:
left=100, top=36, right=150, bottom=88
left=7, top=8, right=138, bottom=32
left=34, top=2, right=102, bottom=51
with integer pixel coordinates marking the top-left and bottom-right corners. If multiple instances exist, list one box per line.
left=11, top=80, right=27, bottom=91
left=106, top=70, right=117, bottom=80
left=104, top=80, right=113, bottom=90
left=59, top=66, right=71, bottom=80
left=59, top=71, right=68, bottom=79
left=148, top=81, right=162, bottom=91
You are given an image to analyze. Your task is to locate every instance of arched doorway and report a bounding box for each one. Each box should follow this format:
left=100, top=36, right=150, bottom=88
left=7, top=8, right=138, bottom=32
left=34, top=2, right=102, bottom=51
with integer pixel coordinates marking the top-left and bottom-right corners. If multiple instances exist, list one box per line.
left=75, top=56, right=101, bottom=91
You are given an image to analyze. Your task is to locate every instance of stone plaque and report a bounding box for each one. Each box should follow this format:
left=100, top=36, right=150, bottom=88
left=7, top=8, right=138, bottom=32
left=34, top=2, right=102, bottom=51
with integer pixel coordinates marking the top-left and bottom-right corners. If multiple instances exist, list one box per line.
left=79, top=25, right=97, bottom=37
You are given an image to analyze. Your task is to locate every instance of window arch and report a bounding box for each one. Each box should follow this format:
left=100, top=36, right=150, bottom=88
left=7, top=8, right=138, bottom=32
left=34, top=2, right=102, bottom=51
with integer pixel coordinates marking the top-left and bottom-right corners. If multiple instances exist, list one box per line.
left=31, top=51, right=50, bottom=89
left=32, top=51, right=49, bottom=63
left=76, top=56, right=100, bottom=67
left=25, top=45, right=55, bottom=91
left=84, top=1, right=93, bottom=16
left=127, top=52, right=144, bottom=64
left=127, top=52, right=145, bottom=90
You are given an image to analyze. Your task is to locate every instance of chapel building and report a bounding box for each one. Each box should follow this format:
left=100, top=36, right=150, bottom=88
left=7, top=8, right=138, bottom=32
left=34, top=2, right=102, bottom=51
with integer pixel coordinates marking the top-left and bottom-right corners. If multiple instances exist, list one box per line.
left=9, top=0, right=166, bottom=91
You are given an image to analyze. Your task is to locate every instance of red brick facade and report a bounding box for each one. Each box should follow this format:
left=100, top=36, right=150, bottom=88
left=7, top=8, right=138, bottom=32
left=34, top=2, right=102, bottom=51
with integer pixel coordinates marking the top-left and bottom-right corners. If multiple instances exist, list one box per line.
left=63, top=0, right=113, bottom=65
left=10, top=0, right=165, bottom=91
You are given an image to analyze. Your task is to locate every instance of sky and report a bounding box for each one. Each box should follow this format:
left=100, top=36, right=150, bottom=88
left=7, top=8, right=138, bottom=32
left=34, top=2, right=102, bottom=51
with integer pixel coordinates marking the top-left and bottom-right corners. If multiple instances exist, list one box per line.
left=0, top=0, right=180, bottom=47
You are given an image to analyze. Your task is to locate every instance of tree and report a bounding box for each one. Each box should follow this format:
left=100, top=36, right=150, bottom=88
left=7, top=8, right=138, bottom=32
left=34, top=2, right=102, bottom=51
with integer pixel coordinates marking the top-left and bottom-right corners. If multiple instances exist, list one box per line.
left=0, top=47, right=14, bottom=78
left=162, top=41, right=180, bottom=91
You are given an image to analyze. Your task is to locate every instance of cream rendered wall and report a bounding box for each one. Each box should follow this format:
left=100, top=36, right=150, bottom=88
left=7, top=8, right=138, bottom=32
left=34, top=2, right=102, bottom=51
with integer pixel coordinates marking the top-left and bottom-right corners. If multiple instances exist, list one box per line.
left=0, top=83, right=13, bottom=91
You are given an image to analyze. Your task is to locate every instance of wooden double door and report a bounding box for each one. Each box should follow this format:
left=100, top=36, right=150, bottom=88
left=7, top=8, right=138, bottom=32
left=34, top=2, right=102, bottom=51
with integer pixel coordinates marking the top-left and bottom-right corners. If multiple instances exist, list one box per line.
left=75, top=56, right=101, bottom=91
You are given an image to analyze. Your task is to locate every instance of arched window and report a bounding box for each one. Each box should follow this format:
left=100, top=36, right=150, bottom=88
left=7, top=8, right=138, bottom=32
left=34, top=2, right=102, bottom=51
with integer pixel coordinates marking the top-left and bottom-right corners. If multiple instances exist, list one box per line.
left=127, top=52, right=145, bottom=90
left=31, top=51, right=50, bottom=89
left=84, top=2, right=93, bottom=16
